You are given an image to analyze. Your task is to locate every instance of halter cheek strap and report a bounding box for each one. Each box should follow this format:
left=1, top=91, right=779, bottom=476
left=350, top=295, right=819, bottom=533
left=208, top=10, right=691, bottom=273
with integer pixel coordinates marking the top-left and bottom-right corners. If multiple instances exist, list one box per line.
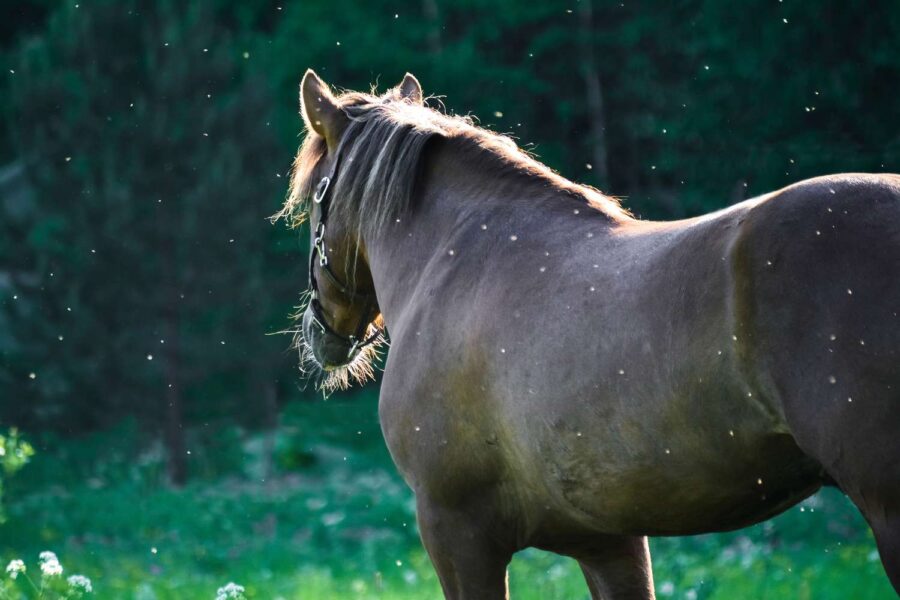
left=307, top=142, right=383, bottom=358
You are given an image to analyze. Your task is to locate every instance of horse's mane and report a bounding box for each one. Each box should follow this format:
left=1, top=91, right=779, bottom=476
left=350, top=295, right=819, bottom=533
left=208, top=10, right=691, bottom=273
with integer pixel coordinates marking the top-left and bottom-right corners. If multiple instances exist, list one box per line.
left=276, top=87, right=625, bottom=236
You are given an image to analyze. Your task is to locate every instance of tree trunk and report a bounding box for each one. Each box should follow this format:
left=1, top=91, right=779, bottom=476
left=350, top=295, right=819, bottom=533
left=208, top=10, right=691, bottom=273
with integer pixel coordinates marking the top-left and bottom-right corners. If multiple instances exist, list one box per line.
left=579, top=0, right=610, bottom=187
left=262, top=377, right=279, bottom=485
left=162, top=312, right=187, bottom=487
left=422, top=0, right=442, bottom=55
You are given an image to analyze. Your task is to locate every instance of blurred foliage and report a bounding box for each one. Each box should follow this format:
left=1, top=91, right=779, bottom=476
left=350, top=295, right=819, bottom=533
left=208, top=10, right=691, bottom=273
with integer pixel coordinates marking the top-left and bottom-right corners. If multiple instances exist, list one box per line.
left=0, top=428, right=33, bottom=523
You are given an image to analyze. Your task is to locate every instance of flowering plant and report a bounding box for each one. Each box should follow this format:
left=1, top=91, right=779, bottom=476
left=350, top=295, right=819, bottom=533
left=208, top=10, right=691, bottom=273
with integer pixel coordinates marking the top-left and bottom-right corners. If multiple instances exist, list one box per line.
left=0, top=552, right=90, bottom=599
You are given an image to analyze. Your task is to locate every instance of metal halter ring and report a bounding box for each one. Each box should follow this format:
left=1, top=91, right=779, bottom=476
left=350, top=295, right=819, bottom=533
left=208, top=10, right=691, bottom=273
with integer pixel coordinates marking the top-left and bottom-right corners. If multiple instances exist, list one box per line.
left=313, top=177, right=331, bottom=204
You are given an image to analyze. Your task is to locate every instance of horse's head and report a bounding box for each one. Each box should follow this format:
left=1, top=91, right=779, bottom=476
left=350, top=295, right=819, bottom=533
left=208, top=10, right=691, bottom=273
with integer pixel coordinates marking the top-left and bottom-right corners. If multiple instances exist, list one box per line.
left=284, top=69, right=424, bottom=388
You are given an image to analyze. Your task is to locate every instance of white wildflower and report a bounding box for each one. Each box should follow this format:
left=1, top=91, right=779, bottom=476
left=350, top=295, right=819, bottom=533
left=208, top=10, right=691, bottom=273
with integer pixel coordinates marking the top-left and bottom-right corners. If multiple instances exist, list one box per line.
left=39, top=551, right=63, bottom=577
left=216, top=582, right=246, bottom=600
left=5, top=559, right=25, bottom=579
left=67, top=574, right=93, bottom=594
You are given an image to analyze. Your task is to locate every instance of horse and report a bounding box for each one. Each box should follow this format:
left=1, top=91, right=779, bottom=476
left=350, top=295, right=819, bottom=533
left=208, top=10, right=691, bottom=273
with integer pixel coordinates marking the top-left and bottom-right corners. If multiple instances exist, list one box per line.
left=278, top=69, right=900, bottom=599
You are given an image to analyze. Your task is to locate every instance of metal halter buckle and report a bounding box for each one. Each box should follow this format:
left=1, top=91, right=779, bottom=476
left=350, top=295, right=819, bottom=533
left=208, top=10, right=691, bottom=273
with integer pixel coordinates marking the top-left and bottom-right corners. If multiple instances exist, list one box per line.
left=313, top=176, right=331, bottom=204
left=313, top=222, right=328, bottom=266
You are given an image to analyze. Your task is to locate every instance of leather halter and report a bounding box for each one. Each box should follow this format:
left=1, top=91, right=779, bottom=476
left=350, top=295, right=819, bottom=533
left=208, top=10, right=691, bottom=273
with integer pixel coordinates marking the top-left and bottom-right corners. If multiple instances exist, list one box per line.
left=307, top=141, right=382, bottom=359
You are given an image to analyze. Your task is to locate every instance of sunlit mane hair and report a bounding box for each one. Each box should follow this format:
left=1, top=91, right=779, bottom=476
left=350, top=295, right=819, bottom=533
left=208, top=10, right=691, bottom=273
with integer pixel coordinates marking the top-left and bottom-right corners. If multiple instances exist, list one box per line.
left=275, top=87, right=624, bottom=237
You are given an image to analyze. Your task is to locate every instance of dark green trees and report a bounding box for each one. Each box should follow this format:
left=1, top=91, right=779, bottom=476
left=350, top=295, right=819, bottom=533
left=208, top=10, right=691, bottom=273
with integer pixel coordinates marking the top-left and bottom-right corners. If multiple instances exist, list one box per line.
left=3, top=1, right=290, bottom=484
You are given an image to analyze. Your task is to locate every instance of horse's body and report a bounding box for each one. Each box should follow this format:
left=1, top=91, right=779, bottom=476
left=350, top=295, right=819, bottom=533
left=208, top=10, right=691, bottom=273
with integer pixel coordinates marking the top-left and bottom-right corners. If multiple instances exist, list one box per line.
left=288, top=71, right=900, bottom=598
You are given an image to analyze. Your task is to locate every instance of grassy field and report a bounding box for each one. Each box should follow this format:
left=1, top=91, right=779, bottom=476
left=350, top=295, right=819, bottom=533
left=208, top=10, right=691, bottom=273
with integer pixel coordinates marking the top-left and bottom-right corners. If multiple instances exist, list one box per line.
left=0, top=397, right=894, bottom=599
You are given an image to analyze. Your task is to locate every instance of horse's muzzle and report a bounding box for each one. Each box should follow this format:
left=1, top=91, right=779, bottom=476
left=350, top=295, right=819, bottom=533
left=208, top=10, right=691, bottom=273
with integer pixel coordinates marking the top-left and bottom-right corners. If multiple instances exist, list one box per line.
left=302, top=308, right=358, bottom=370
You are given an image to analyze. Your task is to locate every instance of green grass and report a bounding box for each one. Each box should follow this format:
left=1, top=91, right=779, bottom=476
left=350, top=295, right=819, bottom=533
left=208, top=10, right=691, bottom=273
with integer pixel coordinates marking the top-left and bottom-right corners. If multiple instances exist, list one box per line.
left=0, top=397, right=894, bottom=599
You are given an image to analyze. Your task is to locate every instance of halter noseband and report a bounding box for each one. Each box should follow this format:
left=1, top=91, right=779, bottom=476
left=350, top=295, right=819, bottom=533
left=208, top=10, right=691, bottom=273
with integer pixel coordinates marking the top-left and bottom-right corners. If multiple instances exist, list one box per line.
left=307, top=143, right=382, bottom=359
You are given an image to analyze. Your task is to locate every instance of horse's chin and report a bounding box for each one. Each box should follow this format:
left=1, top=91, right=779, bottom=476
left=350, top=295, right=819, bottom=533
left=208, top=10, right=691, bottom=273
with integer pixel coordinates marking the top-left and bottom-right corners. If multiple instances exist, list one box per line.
left=297, top=331, right=381, bottom=393
left=309, top=342, right=358, bottom=371
left=319, top=353, right=356, bottom=372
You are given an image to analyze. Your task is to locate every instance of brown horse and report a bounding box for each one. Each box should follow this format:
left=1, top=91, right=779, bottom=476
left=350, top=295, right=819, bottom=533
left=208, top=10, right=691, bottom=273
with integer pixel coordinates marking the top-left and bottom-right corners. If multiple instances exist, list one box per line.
left=279, top=69, right=900, bottom=599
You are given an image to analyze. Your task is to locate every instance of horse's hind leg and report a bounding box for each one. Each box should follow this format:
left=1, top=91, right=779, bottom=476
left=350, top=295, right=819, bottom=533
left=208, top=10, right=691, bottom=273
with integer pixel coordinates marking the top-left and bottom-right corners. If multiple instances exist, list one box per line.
left=867, top=513, right=900, bottom=592
left=575, top=535, right=656, bottom=600
left=416, top=497, right=514, bottom=599
left=780, top=375, right=900, bottom=593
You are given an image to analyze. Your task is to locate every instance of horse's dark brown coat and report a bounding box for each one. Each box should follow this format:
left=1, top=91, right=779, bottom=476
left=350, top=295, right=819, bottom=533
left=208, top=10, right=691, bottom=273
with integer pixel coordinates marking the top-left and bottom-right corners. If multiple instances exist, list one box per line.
left=289, top=70, right=900, bottom=599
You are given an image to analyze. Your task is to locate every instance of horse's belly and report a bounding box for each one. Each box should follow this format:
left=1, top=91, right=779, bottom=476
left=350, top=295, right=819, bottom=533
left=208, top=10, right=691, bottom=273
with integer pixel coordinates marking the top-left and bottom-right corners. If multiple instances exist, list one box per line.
left=533, top=430, right=823, bottom=537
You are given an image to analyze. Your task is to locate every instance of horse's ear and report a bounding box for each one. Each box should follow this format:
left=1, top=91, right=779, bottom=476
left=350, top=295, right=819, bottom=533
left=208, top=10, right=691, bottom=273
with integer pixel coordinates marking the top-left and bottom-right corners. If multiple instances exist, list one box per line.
left=398, top=72, right=423, bottom=105
left=300, top=69, right=347, bottom=151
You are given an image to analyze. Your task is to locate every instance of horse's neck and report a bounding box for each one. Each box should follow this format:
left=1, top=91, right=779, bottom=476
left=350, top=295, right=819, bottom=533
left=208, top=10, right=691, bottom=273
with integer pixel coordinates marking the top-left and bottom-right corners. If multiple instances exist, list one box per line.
left=364, top=140, right=625, bottom=326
